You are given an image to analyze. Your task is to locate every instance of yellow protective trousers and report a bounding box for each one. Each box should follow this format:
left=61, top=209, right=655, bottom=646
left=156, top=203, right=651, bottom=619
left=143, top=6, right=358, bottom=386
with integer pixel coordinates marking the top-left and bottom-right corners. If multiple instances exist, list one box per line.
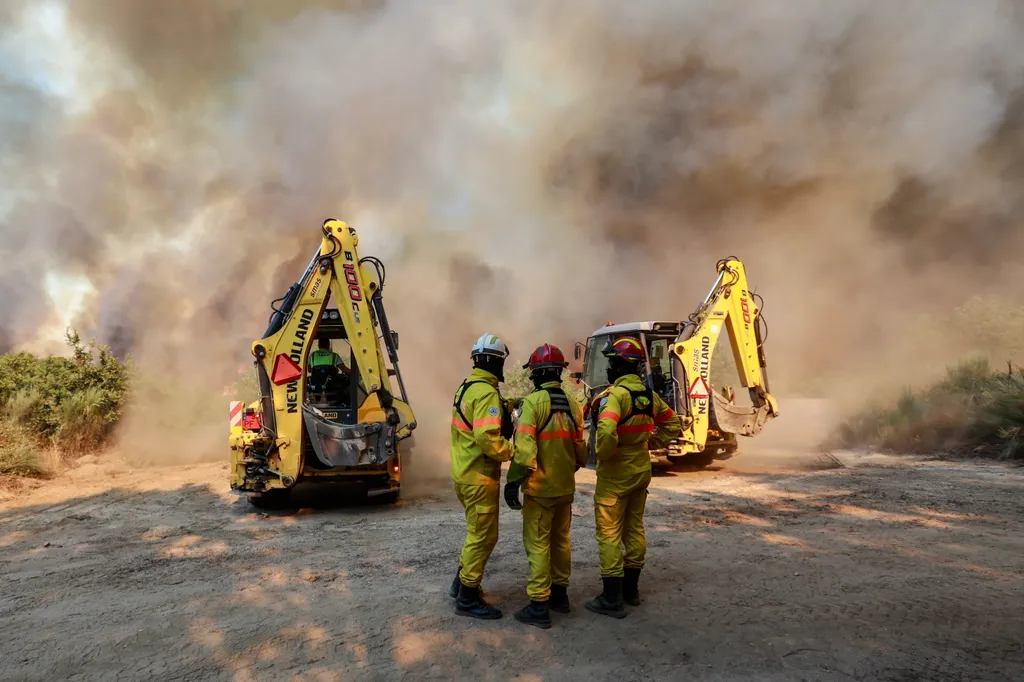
left=593, top=471, right=652, bottom=578
left=456, top=482, right=500, bottom=588
left=522, top=493, right=574, bottom=601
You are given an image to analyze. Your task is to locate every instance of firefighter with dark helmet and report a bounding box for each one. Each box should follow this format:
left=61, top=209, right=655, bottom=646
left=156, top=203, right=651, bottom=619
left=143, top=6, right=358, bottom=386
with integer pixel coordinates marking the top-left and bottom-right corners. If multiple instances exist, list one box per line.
left=504, top=344, right=587, bottom=629
left=448, top=333, right=515, bottom=620
left=586, top=336, right=682, bottom=618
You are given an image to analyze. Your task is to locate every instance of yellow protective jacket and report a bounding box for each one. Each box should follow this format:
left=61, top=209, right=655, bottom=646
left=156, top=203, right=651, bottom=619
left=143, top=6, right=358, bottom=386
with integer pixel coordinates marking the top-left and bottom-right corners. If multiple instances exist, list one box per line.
left=450, top=368, right=514, bottom=486
left=507, top=381, right=587, bottom=498
left=594, top=374, right=683, bottom=487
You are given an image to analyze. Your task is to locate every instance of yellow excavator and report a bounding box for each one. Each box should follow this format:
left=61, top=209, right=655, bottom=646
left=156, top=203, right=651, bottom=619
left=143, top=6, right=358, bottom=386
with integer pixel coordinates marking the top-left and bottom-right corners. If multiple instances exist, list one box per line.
left=229, top=219, right=416, bottom=507
left=573, top=257, right=779, bottom=469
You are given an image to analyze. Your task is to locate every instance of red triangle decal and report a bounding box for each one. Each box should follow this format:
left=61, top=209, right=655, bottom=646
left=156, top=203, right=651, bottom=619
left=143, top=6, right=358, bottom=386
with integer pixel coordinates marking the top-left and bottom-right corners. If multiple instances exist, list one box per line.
left=271, top=353, right=303, bottom=385
left=688, top=376, right=710, bottom=400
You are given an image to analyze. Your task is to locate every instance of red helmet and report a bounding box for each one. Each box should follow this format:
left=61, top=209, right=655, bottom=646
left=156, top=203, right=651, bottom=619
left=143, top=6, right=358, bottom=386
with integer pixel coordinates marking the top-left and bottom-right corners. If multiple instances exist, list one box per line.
left=602, top=336, right=645, bottom=363
left=523, top=343, right=569, bottom=370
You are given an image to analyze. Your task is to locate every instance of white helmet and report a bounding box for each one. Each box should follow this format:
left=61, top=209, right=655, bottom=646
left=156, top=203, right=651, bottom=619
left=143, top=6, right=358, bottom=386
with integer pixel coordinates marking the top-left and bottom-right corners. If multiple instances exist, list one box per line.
left=471, top=333, right=510, bottom=360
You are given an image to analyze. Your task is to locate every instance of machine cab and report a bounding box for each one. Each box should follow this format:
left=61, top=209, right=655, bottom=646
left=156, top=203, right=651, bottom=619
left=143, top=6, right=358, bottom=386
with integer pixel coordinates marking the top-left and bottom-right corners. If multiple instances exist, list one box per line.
left=306, top=308, right=370, bottom=424
left=574, top=321, right=685, bottom=416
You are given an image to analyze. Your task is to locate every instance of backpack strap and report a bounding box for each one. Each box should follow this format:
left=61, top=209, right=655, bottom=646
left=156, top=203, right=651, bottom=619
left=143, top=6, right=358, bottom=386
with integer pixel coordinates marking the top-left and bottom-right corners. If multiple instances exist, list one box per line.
left=624, top=386, right=655, bottom=419
left=453, top=380, right=493, bottom=429
left=537, top=387, right=578, bottom=435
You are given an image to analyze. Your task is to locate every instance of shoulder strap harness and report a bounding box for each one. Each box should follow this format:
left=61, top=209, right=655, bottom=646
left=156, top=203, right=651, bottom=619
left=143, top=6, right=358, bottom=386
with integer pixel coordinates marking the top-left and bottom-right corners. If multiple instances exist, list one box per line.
left=623, top=386, right=655, bottom=420
left=537, top=387, right=578, bottom=435
left=454, top=380, right=499, bottom=429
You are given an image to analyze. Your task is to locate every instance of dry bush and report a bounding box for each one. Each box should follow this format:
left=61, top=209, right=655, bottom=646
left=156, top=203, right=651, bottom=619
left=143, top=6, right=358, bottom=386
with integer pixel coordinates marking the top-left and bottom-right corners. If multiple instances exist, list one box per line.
left=831, top=358, right=1024, bottom=461
left=0, top=420, right=45, bottom=476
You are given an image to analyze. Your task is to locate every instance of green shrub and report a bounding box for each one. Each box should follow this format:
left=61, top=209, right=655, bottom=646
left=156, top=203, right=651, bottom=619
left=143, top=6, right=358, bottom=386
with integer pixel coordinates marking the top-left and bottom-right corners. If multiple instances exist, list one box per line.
left=969, top=372, right=1024, bottom=460
left=0, top=331, right=132, bottom=465
left=55, top=387, right=109, bottom=455
left=831, top=358, right=1024, bottom=461
left=501, top=366, right=585, bottom=404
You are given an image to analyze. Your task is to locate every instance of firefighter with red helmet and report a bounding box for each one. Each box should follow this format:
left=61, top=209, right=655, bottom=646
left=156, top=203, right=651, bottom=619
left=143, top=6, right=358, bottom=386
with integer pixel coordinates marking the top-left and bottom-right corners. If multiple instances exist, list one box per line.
left=504, top=343, right=587, bottom=629
left=586, top=336, right=683, bottom=618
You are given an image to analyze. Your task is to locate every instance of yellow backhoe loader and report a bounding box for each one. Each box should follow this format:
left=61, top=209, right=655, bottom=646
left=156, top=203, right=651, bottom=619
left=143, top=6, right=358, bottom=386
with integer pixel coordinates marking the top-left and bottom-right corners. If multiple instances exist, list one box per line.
left=573, top=257, right=778, bottom=469
left=229, top=219, right=416, bottom=507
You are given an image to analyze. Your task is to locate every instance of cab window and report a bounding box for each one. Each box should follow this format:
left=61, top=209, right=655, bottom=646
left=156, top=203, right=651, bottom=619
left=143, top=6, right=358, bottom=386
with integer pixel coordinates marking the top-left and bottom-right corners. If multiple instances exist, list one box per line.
left=307, top=338, right=367, bottom=407
left=647, top=337, right=673, bottom=403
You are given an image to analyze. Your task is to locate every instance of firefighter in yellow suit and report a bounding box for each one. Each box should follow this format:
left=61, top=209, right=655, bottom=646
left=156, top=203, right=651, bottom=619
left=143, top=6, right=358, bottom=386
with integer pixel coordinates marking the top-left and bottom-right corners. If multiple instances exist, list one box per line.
left=448, top=333, right=515, bottom=620
left=503, top=344, right=587, bottom=629
left=587, top=336, right=683, bottom=618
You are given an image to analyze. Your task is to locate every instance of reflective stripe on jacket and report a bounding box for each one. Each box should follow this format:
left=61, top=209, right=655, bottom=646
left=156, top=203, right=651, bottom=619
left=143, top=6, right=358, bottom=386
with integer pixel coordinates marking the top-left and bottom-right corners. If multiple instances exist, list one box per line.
left=594, top=374, right=683, bottom=488
left=450, top=368, right=513, bottom=486
left=507, top=381, right=587, bottom=497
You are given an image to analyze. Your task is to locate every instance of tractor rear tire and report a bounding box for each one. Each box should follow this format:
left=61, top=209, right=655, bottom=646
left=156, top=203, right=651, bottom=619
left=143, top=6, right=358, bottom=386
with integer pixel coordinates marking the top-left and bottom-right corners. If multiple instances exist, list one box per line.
left=667, top=452, right=716, bottom=470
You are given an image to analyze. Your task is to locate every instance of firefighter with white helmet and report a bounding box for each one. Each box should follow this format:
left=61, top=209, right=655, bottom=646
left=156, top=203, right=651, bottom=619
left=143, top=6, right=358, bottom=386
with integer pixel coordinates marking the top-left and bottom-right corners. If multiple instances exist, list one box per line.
left=447, top=333, right=515, bottom=619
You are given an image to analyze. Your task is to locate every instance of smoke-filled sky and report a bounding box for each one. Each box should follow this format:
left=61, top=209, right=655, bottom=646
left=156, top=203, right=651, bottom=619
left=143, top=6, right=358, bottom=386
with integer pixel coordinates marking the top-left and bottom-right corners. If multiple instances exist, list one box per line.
left=3, top=0, right=1024, bottom=449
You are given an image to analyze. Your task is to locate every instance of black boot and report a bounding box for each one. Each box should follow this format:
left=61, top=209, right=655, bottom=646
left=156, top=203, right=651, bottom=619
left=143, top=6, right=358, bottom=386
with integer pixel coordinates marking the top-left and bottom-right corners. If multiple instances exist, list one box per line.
left=623, top=567, right=642, bottom=606
left=448, top=566, right=461, bottom=598
left=449, top=567, right=486, bottom=600
left=549, top=584, right=570, bottom=614
left=585, top=577, right=627, bottom=619
left=514, top=600, right=552, bottom=629
left=455, top=582, right=502, bottom=620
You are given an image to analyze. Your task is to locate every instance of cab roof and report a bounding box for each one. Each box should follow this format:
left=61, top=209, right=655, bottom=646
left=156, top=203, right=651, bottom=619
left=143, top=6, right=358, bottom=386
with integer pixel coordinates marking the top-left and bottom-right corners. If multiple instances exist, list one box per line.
left=589, top=321, right=684, bottom=337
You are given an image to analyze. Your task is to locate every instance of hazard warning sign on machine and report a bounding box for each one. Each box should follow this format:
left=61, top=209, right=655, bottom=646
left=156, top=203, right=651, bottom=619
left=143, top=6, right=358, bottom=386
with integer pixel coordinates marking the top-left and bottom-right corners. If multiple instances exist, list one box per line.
left=688, top=376, right=710, bottom=399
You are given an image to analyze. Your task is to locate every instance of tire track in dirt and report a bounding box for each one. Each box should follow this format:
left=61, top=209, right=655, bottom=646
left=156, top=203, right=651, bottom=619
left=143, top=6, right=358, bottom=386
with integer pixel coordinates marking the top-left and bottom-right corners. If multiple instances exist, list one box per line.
left=0, top=456, right=1021, bottom=681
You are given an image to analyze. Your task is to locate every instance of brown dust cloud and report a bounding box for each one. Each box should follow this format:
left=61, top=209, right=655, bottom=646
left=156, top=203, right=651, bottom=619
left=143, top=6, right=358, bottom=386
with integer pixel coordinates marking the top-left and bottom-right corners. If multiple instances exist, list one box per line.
left=2, top=0, right=1024, bottom=469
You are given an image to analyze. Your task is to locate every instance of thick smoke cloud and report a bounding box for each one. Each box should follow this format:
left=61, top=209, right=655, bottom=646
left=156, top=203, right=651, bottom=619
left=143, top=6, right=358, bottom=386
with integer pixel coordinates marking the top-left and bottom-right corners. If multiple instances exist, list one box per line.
left=2, top=0, right=1024, bottom=460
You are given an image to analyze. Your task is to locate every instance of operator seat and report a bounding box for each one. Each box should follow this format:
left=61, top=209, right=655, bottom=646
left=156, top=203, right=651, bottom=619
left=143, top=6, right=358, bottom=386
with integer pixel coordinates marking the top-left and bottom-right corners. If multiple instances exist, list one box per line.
left=307, top=365, right=336, bottom=395
left=308, top=366, right=350, bottom=407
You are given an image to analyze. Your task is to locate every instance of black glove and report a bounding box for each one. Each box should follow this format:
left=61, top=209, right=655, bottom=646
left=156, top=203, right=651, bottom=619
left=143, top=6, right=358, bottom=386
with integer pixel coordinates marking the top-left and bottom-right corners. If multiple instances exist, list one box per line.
left=504, top=481, right=522, bottom=510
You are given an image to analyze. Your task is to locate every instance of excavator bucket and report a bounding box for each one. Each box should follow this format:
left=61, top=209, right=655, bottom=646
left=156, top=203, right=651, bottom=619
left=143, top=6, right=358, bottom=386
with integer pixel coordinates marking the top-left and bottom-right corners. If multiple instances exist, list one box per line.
left=301, top=404, right=398, bottom=468
left=709, top=391, right=774, bottom=437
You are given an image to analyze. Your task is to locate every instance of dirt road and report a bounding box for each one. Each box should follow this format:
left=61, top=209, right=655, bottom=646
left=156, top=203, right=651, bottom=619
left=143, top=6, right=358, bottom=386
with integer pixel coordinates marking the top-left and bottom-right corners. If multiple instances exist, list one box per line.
left=2, top=449, right=1022, bottom=682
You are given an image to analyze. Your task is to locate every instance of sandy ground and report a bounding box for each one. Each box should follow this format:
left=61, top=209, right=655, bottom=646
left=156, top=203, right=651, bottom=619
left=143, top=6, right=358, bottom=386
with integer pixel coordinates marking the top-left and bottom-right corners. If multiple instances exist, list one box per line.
left=2, top=406, right=1023, bottom=682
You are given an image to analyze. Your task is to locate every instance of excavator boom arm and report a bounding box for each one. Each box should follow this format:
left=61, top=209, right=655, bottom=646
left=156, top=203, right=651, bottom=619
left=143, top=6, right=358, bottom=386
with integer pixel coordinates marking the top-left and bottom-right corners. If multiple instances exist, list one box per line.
left=669, top=258, right=778, bottom=453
